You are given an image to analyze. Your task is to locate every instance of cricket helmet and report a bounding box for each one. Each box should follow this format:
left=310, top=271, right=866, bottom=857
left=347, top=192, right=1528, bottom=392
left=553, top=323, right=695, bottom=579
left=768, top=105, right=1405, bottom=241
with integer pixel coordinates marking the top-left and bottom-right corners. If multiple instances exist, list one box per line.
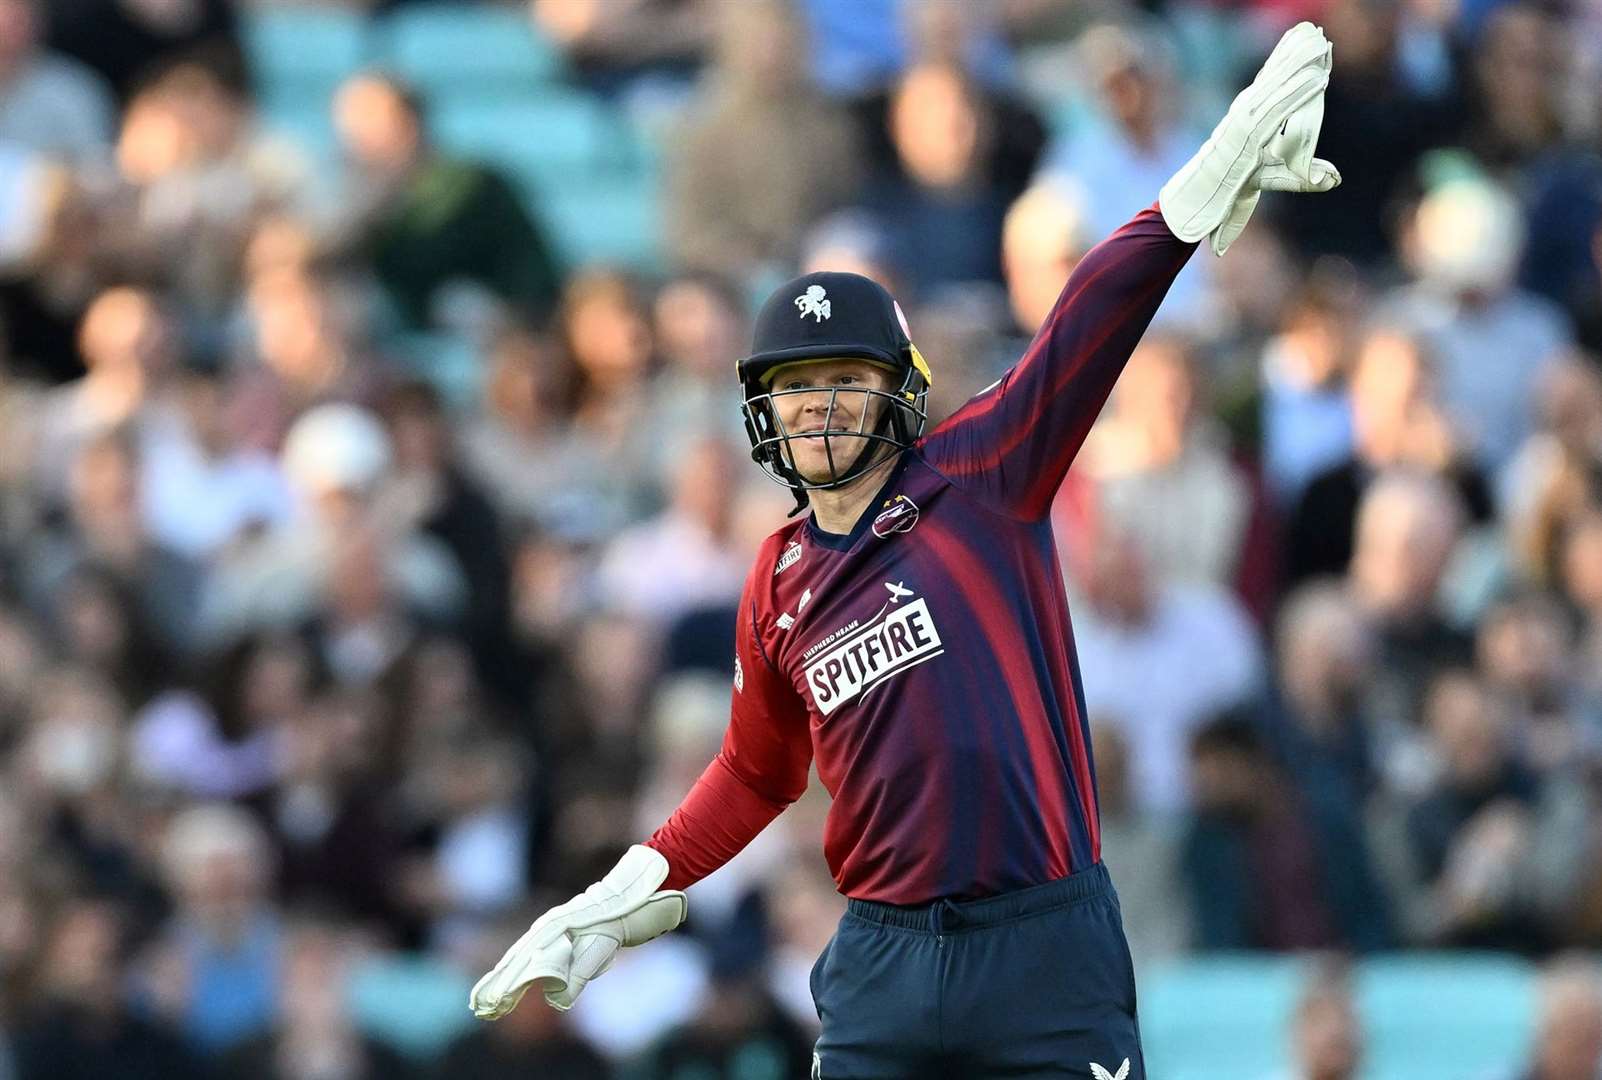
left=736, top=271, right=933, bottom=512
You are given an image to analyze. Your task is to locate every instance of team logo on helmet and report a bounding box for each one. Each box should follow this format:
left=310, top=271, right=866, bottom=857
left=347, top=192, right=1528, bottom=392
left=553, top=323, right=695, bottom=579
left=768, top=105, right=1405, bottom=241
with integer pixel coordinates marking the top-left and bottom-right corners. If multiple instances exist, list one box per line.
left=794, top=285, right=831, bottom=322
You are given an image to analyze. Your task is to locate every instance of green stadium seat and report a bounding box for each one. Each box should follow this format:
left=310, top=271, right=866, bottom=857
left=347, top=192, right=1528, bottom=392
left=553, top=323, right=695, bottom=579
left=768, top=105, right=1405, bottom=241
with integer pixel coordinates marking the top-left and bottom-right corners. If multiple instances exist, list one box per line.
left=431, top=94, right=617, bottom=186
left=245, top=9, right=369, bottom=94
left=348, top=952, right=476, bottom=1059
left=1356, top=954, right=1535, bottom=1080
left=534, top=171, right=662, bottom=273
left=1141, top=954, right=1307, bottom=1080
left=377, top=4, right=562, bottom=97
left=1140, top=952, right=1538, bottom=1080
left=257, top=87, right=341, bottom=161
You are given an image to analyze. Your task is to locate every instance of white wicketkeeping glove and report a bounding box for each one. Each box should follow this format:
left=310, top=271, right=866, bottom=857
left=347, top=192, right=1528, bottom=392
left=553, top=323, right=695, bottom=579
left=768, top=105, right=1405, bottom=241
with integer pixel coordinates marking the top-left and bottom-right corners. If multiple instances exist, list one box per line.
left=1160, top=21, right=1341, bottom=257
left=469, top=845, right=688, bottom=1019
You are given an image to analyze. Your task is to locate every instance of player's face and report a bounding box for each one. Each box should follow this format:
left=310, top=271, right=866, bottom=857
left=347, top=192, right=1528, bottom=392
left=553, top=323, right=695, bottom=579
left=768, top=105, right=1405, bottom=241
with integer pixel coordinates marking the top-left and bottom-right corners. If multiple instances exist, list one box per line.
left=768, top=358, right=895, bottom=483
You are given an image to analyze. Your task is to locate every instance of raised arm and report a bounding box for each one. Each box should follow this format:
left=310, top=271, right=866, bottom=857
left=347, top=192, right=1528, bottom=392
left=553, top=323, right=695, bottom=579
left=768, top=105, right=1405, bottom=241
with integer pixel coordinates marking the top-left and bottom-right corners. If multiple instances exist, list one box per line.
left=920, top=22, right=1339, bottom=523
left=919, top=206, right=1196, bottom=521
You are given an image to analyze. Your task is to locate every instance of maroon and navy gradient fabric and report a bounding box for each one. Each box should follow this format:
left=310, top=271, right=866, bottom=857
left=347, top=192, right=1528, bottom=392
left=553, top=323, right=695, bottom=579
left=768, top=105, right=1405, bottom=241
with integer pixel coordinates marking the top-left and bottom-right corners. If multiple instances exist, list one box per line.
left=647, top=206, right=1196, bottom=904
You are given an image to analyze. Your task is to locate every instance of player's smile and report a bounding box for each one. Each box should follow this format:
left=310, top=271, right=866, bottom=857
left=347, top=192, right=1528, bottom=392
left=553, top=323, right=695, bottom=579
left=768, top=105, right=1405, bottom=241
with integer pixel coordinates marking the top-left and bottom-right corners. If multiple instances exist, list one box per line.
left=767, top=358, right=892, bottom=482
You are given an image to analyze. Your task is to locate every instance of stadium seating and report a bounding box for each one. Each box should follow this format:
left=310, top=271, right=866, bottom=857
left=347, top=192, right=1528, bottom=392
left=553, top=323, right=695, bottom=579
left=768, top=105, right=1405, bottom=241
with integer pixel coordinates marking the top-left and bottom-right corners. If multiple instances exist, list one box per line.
left=1141, top=953, right=1538, bottom=1080
left=431, top=93, right=620, bottom=184
left=374, top=3, right=563, bottom=100
left=1356, top=954, right=1535, bottom=1080
left=243, top=7, right=370, bottom=95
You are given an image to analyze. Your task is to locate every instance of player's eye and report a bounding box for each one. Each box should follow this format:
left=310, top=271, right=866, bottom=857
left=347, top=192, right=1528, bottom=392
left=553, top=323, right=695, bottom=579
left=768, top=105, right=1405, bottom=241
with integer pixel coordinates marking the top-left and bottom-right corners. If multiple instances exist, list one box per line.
left=781, top=380, right=806, bottom=391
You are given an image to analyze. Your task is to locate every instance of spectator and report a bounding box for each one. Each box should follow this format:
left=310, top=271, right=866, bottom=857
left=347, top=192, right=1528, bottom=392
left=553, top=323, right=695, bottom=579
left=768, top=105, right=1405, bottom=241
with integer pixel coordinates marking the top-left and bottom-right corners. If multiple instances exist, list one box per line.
left=144, top=803, right=283, bottom=1054
left=1257, top=268, right=1363, bottom=508
left=860, top=61, right=1011, bottom=293
left=1267, top=583, right=1379, bottom=807
left=139, top=365, right=293, bottom=560
left=1285, top=327, right=1492, bottom=586
left=1504, top=357, right=1602, bottom=585
left=10, top=899, right=200, bottom=1079
left=594, top=435, right=747, bottom=624
left=270, top=688, right=407, bottom=927
left=553, top=268, right=661, bottom=521
left=999, top=180, right=1090, bottom=341
left=457, top=324, right=614, bottom=530
left=216, top=920, right=411, bottom=1080
left=1370, top=670, right=1587, bottom=952
left=530, top=0, right=713, bottom=100
left=329, top=73, right=561, bottom=331
left=1346, top=472, right=1474, bottom=729
left=1092, top=721, right=1188, bottom=977
left=32, top=285, right=181, bottom=501
left=1462, top=4, right=1567, bottom=175
left=1180, top=715, right=1374, bottom=951
left=19, top=429, right=203, bottom=657
left=202, top=403, right=465, bottom=641
left=664, top=0, right=863, bottom=279
left=1379, top=173, right=1571, bottom=473
left=129, top=630, right=315, bottom=800
left=1078, top=334, right=1251, bottom=589
left=115, top=61, right=313, bottom=320
left=379, top=380, right=514, bottom=692
left=0, top=0, right=115, bottom=163
left=1275, top=958, right=1363, bottom=1080
left=1277, top=0, right=1458, bottom=265
left=638, top=895, right=814, bottom=1079
left=1070, top=527, right=1263, bottom=814
left=1476, top=593, right=1589, bottom=772
left=1511, top=957, right=1602, bottom=1080
left=1037, top=21, right=1212, bottom=328
left=647, top=270, right=751, bottom=463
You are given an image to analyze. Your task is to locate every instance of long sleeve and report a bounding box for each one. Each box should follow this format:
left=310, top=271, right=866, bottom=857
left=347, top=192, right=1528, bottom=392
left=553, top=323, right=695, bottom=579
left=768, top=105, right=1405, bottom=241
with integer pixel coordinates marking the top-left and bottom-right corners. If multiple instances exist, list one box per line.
left=918, top=204, right=1196, bottom=521
left=645, top=570, right=813, bottom=891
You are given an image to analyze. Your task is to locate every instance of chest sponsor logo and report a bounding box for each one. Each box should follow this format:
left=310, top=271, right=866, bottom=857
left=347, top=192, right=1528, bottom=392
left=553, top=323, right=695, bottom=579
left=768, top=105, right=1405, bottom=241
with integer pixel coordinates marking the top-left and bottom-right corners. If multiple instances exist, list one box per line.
left=803, top=583, right=942, bottom=716
left=871, top=494, right=919, bottom=538
left=775, top=541, right=802, bottom=575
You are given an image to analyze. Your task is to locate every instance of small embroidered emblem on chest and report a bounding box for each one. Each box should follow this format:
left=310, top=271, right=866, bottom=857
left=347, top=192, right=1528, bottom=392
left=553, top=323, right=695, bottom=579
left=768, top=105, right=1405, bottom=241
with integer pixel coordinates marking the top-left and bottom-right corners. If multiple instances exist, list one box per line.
left=871, top=495, right=919, bottom=538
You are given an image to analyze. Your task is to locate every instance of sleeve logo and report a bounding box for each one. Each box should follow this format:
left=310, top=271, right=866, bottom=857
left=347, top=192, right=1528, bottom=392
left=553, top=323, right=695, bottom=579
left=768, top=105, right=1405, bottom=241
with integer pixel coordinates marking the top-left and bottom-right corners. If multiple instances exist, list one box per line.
left=734, top=654, right=744, bottom=693
left=775, top=541, right=803, bottom=575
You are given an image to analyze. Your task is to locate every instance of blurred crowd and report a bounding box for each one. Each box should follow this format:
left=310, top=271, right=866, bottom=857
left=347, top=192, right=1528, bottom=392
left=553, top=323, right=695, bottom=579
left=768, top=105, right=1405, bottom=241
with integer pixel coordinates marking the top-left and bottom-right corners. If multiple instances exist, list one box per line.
left=2, top=0, right=1602, bottom=1077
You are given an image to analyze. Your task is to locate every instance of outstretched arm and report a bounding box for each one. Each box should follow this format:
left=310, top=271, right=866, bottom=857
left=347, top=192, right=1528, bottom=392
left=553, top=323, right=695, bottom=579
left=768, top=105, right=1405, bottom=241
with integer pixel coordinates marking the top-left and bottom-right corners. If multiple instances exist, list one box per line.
left=919, top=22, right=1339, bottom=522
left=919, top=206, right=1195, bottom=521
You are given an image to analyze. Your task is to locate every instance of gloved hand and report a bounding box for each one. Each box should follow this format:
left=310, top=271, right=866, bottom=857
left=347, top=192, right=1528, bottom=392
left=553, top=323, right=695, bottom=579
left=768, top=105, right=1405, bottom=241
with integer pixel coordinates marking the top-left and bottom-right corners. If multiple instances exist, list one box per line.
left=1160, top=21, right=1341, bottom=257
left=469, top=845, right=687, bottom=1019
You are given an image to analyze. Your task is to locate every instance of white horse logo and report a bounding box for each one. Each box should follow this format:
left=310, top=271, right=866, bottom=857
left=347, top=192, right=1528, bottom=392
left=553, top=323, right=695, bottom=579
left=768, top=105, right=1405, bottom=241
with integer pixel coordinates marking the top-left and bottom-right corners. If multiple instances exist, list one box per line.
left=795, top=285, right=831, bottom=322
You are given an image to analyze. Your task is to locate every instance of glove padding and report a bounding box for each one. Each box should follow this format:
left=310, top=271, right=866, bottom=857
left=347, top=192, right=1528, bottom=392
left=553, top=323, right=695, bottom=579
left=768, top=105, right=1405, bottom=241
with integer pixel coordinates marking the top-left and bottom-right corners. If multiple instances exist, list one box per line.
left=1160, top=22, right=1341, bottom=256
left=469, top=845, right=687, bottom=1019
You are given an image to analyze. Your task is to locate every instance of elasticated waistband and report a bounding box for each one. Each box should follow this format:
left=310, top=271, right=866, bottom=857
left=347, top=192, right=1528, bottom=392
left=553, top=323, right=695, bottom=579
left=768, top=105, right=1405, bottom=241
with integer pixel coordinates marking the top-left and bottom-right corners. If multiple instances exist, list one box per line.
left=844, top=862, right=1112, bottom=934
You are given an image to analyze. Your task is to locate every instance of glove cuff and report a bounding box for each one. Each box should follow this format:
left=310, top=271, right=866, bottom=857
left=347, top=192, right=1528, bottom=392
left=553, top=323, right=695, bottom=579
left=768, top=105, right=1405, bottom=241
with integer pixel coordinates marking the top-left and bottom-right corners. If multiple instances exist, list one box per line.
left=600, top=844, right=671, bottom=897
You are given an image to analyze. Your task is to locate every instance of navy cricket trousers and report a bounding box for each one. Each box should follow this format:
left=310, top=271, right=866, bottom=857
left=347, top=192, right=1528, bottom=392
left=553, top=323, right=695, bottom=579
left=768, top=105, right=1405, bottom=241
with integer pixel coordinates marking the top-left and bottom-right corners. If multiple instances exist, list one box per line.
left=809, top=862, right=1144, bottom=1079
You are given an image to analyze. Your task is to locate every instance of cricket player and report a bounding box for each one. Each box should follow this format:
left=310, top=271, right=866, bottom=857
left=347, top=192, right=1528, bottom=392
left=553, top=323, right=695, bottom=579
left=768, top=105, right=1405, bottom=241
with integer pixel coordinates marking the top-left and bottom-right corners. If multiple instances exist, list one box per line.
left=472, top=23, right=1341, bottom=1079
